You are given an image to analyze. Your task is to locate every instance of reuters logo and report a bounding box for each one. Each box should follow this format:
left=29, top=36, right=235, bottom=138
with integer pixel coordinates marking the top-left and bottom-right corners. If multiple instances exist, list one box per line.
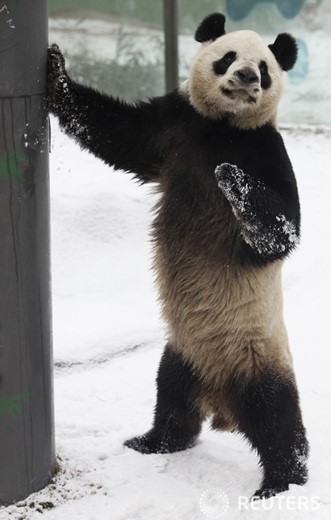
left=199, top=488, right=229, bottom=518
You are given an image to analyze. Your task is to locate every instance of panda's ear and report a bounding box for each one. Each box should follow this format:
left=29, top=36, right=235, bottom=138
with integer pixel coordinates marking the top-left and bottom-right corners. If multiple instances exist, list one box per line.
left=195, top=13, right=226, bottom=43
left=268, top=33, right=298, bottom=71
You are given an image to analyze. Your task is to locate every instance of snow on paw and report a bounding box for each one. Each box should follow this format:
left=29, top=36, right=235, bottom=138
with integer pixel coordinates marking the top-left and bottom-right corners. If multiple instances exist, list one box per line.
left=47, top=44, right=70, bottom=114
left=215, top=163, right=253, bottom=217
left=48, top=43, right=66, bottom=78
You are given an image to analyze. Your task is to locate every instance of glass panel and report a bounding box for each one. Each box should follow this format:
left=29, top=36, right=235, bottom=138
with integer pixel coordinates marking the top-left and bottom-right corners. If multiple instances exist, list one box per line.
left=49, top=0, right=164, bottom=101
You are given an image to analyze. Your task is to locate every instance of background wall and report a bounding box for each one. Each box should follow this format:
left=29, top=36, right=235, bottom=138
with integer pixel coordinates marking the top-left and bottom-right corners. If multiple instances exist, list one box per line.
left=49, top=0, right=331, bottom=125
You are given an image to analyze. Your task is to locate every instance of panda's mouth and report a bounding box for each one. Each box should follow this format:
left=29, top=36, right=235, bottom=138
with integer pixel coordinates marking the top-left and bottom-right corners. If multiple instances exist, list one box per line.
left=221, top=86, right=260, bottom=104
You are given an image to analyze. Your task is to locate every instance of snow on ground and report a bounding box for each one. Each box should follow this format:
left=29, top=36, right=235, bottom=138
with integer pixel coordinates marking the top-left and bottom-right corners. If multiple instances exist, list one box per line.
left=1, top=120, right=331, bottom=520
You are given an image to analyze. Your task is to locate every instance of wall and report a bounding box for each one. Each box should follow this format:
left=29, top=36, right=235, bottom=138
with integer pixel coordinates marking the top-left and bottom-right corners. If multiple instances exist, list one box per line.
left=49, top=0, right=331, bottom=125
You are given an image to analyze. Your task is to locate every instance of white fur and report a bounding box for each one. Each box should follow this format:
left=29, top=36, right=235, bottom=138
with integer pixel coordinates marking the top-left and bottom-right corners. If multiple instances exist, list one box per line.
left=182, top=30, right=283, bottom=130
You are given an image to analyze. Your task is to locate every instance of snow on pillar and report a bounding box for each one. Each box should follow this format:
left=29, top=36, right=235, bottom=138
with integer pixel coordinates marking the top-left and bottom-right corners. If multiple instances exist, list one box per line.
left=0, top=0, right=55, bottom=505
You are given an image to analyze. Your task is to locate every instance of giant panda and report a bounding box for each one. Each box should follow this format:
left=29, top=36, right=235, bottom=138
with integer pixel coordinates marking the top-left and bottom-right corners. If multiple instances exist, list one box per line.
left=47, top=13, right=309, bottom=499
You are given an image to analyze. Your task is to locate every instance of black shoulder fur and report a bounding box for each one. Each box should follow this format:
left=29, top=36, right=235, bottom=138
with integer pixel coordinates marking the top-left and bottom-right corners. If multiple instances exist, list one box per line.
left=48, top=51, right=300, bottom=266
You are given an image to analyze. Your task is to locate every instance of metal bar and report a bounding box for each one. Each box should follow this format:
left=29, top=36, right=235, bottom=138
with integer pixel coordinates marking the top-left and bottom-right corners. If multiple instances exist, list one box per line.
left=0, top=0, right=55, bottom=505
left=163, top=0, right=179, bottom=93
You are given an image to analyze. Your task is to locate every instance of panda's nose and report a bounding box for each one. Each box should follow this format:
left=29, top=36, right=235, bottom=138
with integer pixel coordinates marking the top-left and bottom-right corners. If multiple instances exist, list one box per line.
left=235, top=68, right=259, bottom=83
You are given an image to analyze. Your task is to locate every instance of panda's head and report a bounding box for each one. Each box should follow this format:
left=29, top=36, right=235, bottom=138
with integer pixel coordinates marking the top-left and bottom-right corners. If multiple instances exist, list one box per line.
left=183, top=13, right=298, bottom=129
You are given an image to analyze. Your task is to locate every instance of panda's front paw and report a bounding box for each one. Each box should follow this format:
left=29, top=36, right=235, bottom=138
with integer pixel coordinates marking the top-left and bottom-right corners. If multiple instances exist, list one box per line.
left=215, top=162, right=238, bottom=182
left=215, top=163, right=244, bottom=197
left=47, top=44, right=71, bottom=114
left=48, top=44, right=66, bottom=77
left=215, top=163, right=252, bottom=218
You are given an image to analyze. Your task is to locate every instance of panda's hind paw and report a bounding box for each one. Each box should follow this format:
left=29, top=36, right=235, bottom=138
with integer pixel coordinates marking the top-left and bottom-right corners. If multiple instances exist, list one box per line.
left=124, top=432, right=177, bottom=454
left=124, top=430, right=195, bottom=454
left=251, top=483, right=289, bottom=501
left=123, top=434, right=157, bottom=454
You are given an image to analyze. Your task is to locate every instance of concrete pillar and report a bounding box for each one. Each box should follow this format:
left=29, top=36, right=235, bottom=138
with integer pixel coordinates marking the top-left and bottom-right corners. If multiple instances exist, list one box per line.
left=0, top=0, right=55, bottom=505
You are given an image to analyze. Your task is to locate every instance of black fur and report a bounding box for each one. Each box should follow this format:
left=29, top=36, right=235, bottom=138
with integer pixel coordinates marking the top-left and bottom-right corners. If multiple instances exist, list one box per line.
left=269, top=33, right=298, bottom=71
left=47, top=45, right=300, bottom=266
left=230, top=370, right=309, bottom=499
left=47, top=42, right=307, bottom=499
left=213, top=52, right=237, bottom=75
left=124, top=345, right=203, bottom=454
left=259, top=60, right=272, bottom=89
left=125, top=348, right=309, bottom=499
left=195, top=13, right=226, bottom=43
left=215, top=163, right=299, bottom=260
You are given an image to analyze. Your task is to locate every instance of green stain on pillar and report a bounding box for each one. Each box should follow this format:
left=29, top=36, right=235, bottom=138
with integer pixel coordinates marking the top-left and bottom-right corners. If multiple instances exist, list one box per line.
left=0, top=152, right=28, bottom=181
left=0, top=392, right=30, bottom=420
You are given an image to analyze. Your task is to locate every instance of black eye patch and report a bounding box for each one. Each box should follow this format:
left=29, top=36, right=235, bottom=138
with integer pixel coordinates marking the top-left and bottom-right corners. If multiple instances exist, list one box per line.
left=213, top=51, right=237, bottom=75
left=259, top=60, right=272, bottom=89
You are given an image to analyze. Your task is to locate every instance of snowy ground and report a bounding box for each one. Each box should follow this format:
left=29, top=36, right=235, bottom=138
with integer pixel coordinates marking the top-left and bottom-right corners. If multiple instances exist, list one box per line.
left=1, top=120, right=331, bottom=519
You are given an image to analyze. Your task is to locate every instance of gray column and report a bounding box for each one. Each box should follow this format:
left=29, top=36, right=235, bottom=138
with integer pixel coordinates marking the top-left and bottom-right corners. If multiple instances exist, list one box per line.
left=0, top=0, right=55, bottom=505
left=163, top=0, right=179, bottom=93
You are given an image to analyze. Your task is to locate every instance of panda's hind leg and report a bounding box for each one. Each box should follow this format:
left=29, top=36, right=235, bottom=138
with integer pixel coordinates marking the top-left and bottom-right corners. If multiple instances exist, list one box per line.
left=232, top=368, right=309, bottom=499
left=124, top=344, right=204, bottom=454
